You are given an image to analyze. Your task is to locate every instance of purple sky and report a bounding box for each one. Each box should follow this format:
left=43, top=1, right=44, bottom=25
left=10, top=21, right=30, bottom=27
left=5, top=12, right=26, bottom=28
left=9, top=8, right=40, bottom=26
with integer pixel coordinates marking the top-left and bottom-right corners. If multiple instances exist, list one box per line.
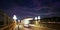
left=0, top=0, right=60, bottom=19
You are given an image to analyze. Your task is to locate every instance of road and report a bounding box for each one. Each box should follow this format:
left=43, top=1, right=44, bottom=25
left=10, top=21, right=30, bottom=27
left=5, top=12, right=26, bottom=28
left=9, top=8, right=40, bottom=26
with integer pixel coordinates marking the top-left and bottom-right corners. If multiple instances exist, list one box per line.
left=14, top=23, right=60, bottom=30
left=14, top=25, right=56, bottom=30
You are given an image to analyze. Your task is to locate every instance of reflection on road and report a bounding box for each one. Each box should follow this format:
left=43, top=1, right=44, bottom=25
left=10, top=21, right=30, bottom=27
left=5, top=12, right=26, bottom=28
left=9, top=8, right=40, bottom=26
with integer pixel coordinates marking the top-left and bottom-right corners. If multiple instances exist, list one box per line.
left=24, top=28, right=30, bottom=30
left=14, top=22, right=60, bottom=30
left=14, top=24, right=56, bottom=30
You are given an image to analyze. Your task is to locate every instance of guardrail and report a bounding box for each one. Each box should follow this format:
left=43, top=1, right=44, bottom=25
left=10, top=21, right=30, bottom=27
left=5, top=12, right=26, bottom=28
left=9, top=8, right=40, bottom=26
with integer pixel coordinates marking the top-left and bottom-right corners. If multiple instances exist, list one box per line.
left=0, top=22, right=16, bottom=30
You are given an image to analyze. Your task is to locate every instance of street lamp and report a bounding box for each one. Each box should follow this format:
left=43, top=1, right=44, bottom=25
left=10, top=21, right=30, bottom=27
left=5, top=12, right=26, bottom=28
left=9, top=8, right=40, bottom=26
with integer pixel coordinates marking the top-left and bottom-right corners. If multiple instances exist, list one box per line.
left=13, top=15, right=20, bottom=30
left=35, top=17, right=37, bottom=20
left=34, top=16, right=40, bottom=27
left=38, top=16, right=40, bottom=20
left=38, top=16, right=40, bottom=22
left=13, top=15, right=17, bottom=25
left=13, top=15, right=17, bottom=30
left=35, top=17, right=38, bottom=25
left=38, top=16, right=41, bottom=27
left=18, top=20, right=20, bottom=24
left=13, top=15, right=17, bottom=20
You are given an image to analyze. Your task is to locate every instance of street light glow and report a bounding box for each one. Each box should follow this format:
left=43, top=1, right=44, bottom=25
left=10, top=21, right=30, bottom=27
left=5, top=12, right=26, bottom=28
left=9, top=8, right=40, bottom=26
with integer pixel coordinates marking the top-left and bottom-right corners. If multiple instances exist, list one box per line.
left=13, top=15, right=17, bottom=20
left=18, top=20, right=20, bottom=22
left=38, top=16, right=40, bottom=19
left=35, top=17, right=37, bottom=20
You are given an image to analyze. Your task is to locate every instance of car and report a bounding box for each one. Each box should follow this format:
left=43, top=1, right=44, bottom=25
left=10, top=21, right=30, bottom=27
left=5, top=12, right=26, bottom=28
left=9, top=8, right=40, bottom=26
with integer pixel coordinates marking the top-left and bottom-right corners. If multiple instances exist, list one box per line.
left=24, top=24, right=30, bottom=28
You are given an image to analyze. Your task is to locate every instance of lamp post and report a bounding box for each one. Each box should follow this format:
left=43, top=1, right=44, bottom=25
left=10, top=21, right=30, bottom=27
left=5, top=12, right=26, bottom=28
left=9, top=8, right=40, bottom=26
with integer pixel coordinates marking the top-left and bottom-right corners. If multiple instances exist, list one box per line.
left=13, top=15, right=17, bottom=24
left=35, top=16, right=41, bottom=27
left=38, top=16, right=41, bottom=27
left=18, top=20, right=20, bottom=30
left=13, top=15, right=17, bottom=30
left=18, top=20, right=20, bottom=24
left=38, top=16, right=40, bottom=22
left=35, top=17, right=38, bottom=25
left=13, top=15, right=17, bottom=25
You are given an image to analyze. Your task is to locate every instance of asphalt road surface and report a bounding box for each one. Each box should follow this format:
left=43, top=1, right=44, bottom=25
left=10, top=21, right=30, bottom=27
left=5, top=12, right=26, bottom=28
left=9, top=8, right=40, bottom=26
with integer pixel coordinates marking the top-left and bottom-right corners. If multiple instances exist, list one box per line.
left=14, top=23, right=60, bottom=30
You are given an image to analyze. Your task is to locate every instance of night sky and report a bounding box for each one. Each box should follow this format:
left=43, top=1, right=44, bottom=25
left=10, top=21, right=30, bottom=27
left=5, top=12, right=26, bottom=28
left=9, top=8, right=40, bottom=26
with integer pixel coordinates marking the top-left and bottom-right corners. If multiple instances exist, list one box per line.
left=0, top=0, right=60, bottom=19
